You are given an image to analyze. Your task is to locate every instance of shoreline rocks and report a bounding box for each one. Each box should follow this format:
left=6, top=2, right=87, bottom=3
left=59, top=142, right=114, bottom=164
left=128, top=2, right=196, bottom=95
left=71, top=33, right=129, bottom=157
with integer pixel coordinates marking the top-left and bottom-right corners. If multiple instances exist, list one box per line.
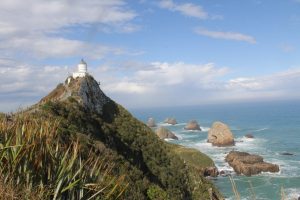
left=203, top=167, right=219, bottom=177
left=147, top=117, right=156, bottom=127
left=225, top=151, right=280, bottom=176
left=184, top=120, right=201, bottom=131
left=164, top=117, right=177, bottom=125
left=156, top=127, right=178, bottom=140
left=208, top=121, right=234, bottom=146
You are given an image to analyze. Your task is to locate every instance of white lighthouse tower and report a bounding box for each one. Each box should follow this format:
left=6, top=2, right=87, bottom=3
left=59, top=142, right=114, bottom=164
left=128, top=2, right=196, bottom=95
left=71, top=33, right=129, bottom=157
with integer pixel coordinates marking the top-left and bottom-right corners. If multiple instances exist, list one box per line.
left=73, top=59, right=88, bottom=78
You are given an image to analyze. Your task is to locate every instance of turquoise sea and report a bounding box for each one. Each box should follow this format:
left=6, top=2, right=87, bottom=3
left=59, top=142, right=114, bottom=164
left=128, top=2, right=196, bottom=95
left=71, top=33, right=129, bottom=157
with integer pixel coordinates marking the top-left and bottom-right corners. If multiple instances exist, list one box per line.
left=131, top=100, right=300, bottom=200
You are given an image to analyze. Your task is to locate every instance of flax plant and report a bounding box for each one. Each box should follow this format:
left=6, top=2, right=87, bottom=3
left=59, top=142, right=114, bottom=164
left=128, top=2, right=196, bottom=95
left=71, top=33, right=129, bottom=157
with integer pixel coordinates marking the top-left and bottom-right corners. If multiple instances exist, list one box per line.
left=0, top=114, right=127, bottom=199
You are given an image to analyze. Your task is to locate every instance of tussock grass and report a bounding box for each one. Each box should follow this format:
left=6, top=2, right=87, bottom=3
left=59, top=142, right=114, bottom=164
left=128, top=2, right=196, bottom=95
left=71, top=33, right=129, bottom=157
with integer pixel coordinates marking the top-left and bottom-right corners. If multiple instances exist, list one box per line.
left=0, top=114, right=127, bottom=199
left=229, top=176, right=297, bottom=200
left=229, top=175, right=240, bottom=200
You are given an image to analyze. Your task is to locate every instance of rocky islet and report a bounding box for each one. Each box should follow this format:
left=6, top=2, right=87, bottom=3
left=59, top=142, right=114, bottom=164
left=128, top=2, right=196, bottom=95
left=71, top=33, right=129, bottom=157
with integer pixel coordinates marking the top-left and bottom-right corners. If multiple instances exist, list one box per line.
left=184, top=120, right=201, bottom=131
left=207, top=121, right=235, bottom=147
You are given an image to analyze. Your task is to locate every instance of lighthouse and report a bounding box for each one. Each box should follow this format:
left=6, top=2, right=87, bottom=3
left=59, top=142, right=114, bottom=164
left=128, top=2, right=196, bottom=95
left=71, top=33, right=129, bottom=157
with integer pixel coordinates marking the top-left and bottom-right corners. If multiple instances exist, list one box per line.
left=73, top=59, right=88, bottom=78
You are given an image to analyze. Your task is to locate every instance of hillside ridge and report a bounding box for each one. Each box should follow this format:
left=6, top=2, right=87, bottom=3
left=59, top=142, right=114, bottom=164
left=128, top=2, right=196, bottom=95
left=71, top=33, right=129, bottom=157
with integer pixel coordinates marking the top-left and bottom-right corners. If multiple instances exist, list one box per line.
left=1, top=75, right=223, bottom=200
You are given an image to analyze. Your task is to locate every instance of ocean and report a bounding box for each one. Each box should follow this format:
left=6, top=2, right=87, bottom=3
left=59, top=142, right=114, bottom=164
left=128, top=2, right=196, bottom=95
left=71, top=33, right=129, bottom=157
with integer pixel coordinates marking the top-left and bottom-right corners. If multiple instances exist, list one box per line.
left=130, top=100, right=300, bottom=200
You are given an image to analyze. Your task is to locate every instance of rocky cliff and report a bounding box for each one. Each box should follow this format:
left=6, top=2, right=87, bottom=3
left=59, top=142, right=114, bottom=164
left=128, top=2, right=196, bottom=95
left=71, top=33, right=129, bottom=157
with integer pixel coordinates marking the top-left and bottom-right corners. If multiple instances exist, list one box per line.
left=40, top=75, right=110, bottom=114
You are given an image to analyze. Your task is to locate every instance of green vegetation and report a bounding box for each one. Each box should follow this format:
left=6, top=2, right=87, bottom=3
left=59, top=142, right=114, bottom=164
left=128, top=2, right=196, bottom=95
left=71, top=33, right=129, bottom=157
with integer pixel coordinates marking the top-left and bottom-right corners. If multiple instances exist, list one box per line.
left=0, top=114, right=127, bottom=199
left=40, top=83, right=66, bottom=103
left=39, top=98, right=222, bottom=199
left=0, top=113, right=4, bottom=120
left=0, top=83, right=223, bottom=199
left=169, top=143, right=215, bottom=172
left=147, top=185, right=169, bottom=200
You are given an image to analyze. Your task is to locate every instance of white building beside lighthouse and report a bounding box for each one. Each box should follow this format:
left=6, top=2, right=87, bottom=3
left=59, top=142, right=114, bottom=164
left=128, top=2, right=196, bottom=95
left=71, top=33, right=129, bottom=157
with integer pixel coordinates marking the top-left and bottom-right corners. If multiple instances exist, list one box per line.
left=73, top=59, right=88, bottom=78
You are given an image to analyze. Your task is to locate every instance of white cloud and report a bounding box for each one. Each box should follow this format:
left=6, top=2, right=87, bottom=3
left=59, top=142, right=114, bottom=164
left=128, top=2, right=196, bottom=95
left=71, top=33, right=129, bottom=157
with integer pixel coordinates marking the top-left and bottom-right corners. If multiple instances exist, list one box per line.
left=0, top=0, right=137, bottom=59
left=0, top=0, right=136, bottom=35
left=195, top=27, right=256, bottom=44
left=93, top=62, right=300, bottom=107
left=223, top=69, right=300, bottom=101
left=2, top=60, right=300, bottom=111
left=226, top=78, right=263, bottom=90
left=226, top=70, right=300, bottom=91
left=91, top=61, right=229, bottom=107
left=2, top=36, right=125, bottom=59
left=108, top=82, right=148, bottom=94
left=0, top=62, right=69, bottom=112
left=95, top=61, right=228, bottom=92
left=158, top=0, right=208, bottom=19
left=0, top=65, right=68, bottom=94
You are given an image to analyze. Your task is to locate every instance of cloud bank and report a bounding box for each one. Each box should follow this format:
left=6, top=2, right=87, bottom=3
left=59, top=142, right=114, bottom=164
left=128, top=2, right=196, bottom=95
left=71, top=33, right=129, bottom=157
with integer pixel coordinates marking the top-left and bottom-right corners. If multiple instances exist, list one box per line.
left=2, top=60, right=300, bottom=111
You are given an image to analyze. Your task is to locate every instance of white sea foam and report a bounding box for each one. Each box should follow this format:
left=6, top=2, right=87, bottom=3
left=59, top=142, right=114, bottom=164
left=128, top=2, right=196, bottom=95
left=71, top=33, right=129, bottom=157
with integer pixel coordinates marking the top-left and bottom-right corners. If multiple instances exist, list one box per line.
left=216, top=165, right=234, bottom=174
left=176, top=135, right=183, bottom=140
left=181, top=129, right=202, bottom=133
left=164, top=138, right=175, bottom=141
left=200, top=126, right=210, bottom=132
left=225, top=197, right=248, bottom=200
left=234, top=137, right=267, bottom=152
left=158, top=122, right=187, bottom=126
left=285, top=188, right=300, bottom=199
left=252, top=127, right=269, bottom=132
left=265, top=159, right=300, bottom=177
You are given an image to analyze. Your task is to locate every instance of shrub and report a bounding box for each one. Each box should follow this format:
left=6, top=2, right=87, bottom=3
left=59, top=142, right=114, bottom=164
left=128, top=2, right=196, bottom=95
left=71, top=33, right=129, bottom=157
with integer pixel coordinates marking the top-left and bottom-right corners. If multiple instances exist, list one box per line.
left=147, top=185, right=169, bottom=200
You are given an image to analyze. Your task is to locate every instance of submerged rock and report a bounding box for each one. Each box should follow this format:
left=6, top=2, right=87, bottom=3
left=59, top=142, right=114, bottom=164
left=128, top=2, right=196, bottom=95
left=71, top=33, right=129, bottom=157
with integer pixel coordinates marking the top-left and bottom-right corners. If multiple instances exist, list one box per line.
left=164, top=117, right=178, bottom=125
left=204, top=167, right=219, bottom=177
left=156, top=127, right=178, bottom=140
left=184, top=120, right=201, bottom=131
left=225, top=151, right=280, bottom=176
left=245, top=134, right=254, bottom=138
left=208, top=121, right=234, bottom=146
left=281, top=152, right=294, bottom=156
left=147, top=117, right=156, bottom=127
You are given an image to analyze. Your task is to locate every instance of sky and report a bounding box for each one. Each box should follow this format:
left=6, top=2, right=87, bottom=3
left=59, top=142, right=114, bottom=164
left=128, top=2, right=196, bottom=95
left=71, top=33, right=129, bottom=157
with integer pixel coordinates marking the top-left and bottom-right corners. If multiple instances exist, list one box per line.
left=1, top=0, right=300, bottom=111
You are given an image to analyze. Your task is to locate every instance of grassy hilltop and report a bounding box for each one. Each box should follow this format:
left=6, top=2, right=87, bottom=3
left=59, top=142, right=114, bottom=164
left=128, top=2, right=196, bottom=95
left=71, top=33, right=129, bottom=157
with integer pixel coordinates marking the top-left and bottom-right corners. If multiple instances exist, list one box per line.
left=0, top=75, right=223, bottom=200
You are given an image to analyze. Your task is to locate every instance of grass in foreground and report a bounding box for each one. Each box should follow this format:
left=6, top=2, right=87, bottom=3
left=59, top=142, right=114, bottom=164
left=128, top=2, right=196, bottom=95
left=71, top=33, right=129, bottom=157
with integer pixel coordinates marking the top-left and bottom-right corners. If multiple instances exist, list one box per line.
left=0, top=114, right=127, bottom=199
left=229, top=175, right=298, bottom=200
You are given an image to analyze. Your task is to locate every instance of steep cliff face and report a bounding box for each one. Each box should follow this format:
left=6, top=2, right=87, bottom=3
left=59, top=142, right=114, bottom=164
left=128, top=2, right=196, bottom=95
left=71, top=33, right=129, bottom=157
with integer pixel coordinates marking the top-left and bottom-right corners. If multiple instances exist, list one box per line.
left=40, top=75, right=110, bottom=114
left=23, top=75, right=224, bottom=200
left=77, top=76, right=110, bottom=114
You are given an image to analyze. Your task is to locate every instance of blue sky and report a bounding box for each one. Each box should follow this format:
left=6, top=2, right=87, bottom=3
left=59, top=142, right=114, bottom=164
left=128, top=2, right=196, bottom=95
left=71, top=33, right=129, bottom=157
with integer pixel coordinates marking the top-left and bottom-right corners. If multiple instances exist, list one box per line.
left=1, top=0, right=300, bottom=111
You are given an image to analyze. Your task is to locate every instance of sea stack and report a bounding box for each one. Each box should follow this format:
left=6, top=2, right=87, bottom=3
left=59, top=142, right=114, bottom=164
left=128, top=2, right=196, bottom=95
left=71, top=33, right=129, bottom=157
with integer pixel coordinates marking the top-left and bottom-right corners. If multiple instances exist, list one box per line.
left=207, top=121, right=234, bottom=146
left=184, top=120, right=201, bottom=131
left=156, top=127, right=178, bottom=140
left=164, top=117, right=178, bottom=125
left=147, top=117, right=156, bottom=127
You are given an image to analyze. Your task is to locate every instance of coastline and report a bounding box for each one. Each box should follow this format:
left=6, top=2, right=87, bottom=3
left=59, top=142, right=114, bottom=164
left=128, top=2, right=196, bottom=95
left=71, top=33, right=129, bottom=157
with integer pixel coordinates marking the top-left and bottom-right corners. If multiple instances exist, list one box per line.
left=132, top=101, right=300, bottom=199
